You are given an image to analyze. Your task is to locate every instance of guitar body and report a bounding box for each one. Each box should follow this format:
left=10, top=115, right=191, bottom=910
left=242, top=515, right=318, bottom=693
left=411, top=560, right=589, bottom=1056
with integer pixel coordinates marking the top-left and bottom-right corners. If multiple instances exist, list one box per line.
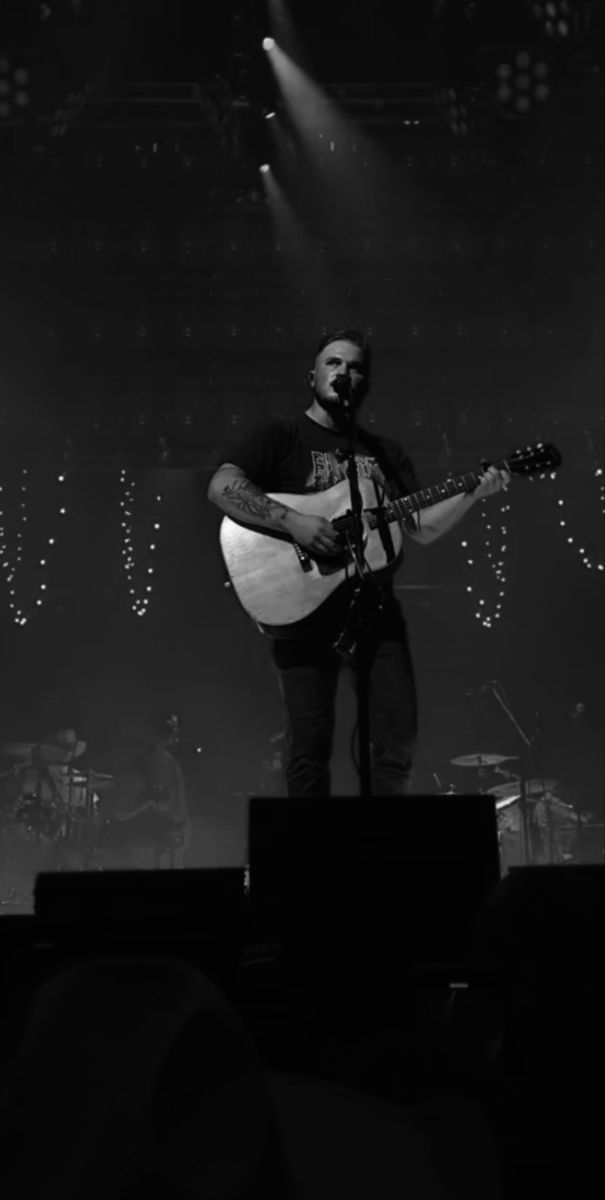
left=219, top=478, right=403, bottom=637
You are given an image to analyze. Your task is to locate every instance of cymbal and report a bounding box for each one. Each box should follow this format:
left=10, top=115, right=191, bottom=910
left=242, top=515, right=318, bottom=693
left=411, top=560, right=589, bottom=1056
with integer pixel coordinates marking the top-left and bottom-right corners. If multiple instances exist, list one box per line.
left=451, top=753, right=518, bottom=768
left=487, top=783, right=521, bottom=810
left=488, top=782, right=520, bottom=799
left=0, top=741, right=37, bottom=760
left=0, top=741, right=70, bottom=764
left=488, top=779, right=559, bottom=800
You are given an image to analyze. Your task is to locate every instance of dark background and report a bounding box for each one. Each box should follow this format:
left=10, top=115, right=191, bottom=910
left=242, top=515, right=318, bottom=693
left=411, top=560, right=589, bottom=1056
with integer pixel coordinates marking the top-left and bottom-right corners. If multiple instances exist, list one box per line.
left=0, top=1, right=603, bottom=835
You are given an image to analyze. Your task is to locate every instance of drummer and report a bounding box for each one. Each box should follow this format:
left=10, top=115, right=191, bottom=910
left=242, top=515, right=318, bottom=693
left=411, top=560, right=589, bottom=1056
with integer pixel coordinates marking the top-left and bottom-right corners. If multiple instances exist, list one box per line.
left=0, top=728, right=88, bottom=823
left=36, top=727, right=89, bottom=812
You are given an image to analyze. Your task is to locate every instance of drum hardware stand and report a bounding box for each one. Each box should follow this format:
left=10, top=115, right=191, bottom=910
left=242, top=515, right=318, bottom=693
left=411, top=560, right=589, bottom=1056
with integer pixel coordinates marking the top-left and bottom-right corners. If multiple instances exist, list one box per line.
left=475, top=765, right=490, bottom=795
left=484, top=683, right=537, bottom=865
left=0, top=751, right=93, bottom=904
left=0, top=885, right=32, bottom=910
left=567, top=708, right=594, bottom=861
left=0, top=793, right=34, bottom=910
left=544, top=793, right=558, bottom=864
left=64, top=765, right=103, bottom=869
left=529, top=710, right=561, bottom=864
left=0, top=830, right=31, bottom=910
left=31, top=752, right=68, bottom=833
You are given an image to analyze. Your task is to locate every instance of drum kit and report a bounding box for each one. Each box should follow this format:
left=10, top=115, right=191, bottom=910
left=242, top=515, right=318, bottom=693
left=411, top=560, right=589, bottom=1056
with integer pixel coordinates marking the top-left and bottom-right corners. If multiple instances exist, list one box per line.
left=441, top=752, right=586, bottom=867
left=0, top=738, right=115, bottom=908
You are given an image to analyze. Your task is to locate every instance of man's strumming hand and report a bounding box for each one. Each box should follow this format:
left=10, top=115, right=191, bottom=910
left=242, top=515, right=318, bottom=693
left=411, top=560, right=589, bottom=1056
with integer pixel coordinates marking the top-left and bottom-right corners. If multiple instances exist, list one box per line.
left=285, top=512, right=342, bottom=556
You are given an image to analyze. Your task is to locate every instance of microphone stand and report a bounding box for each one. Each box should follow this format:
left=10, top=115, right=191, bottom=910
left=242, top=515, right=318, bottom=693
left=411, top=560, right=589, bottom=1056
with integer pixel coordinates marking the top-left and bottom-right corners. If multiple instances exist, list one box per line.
left=333, top=377, right=380, bottom=800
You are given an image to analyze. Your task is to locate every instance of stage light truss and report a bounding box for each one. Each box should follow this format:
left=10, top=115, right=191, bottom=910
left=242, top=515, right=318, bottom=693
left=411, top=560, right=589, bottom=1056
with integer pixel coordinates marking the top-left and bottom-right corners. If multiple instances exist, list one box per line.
left=434, top=0, right=603, bottom=141
left=323, top=81, right=441, bottom=127
left=41, top=80, right=225, bottom=132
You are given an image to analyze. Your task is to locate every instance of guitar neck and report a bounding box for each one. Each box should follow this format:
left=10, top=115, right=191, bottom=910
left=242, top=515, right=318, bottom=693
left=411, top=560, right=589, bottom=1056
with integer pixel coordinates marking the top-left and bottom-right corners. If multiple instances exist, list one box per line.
left=386, top=456, right=509, bottom=524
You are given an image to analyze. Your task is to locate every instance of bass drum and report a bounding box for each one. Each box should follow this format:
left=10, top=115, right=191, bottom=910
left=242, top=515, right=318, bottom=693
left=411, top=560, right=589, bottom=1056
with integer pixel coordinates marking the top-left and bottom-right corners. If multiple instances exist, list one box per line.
left=1, top=802, right=60, bottom=910
left=4, top=764, right=67, bottom=841
left=11, top=795, right=66, bottom=843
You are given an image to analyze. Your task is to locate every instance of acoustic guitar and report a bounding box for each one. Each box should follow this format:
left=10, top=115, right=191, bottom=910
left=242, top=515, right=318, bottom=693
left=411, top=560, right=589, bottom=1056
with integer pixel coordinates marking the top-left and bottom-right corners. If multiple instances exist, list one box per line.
left=219, top=441, right=561, bottom=638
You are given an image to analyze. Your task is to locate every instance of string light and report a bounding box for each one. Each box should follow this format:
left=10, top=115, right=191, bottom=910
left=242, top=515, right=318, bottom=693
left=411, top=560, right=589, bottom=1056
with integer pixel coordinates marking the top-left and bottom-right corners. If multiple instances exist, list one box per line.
left=0, top=470, right=67, bottom=626
left=554, top=463, right=604, bottom=573
left=461, top=495, right=512, bottom=630
left=119, top=471, right=163, bottom=617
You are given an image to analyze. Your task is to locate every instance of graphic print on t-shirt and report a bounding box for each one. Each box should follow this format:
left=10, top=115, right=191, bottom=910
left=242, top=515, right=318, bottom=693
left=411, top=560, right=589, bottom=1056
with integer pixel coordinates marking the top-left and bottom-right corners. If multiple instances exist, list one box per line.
left=307, top=448, right=386, bottom=493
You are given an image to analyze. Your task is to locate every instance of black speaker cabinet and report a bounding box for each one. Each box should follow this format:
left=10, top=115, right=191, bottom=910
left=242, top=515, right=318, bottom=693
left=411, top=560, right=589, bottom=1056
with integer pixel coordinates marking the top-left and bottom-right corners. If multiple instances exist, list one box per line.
left=25, top=868, right=249, bottom=995
left=247, top=794, right=500, bottom=1012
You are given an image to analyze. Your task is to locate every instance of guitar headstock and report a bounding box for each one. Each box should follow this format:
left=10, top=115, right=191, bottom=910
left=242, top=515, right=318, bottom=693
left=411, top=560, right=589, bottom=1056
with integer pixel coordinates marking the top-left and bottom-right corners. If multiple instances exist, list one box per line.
left=506, top=441, right=562, bottom=478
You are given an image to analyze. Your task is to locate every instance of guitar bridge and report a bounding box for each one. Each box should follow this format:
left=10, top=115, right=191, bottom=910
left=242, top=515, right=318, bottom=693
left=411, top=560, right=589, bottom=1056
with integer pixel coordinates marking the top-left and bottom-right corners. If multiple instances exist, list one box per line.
left=293, top=542, right=313, bottom=573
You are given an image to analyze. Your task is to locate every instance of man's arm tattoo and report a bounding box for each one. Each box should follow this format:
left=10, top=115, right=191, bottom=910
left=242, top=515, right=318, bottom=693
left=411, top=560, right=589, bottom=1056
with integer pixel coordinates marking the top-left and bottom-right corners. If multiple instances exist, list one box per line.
left=221, top=477, right=289, bottom=523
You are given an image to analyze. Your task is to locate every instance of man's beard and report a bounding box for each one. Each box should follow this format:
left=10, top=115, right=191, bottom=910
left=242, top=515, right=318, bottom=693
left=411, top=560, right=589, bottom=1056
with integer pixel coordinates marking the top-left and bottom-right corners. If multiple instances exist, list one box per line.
left=315, top=389, right=365, bottom=423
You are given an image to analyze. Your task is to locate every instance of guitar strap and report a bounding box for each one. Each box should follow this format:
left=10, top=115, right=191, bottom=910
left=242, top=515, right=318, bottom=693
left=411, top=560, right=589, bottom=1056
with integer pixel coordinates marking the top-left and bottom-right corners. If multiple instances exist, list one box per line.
left=372, top=476, right=396, bottom=560
left=357, top=427, right=417, bottom=537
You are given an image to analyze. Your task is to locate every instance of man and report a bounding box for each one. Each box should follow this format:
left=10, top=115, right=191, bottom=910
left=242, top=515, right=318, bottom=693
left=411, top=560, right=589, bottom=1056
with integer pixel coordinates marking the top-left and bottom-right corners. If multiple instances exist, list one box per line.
left=208, top=328, right=510, bottom=796
left=104, top=718, right=191, bottom=868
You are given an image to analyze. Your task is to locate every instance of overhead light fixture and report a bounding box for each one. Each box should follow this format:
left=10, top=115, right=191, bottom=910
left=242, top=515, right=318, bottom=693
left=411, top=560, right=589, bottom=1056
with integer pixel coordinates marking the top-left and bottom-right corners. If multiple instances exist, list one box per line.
left=0, top=57, right=30, bottom=120
left=529, top=0, right=574, bottom=41
left=494, top=49, right=551, bottom=116
left=262, top=37, right=276, bottom=51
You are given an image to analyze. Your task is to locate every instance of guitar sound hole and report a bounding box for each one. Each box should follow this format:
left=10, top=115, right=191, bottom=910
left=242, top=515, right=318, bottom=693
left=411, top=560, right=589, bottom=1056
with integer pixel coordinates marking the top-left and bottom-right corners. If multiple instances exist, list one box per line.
left=314, top=550, right=349, bottom=576
left=297, top=526, right=367, bottom=576
left=314, top=533, right=363, bottom=576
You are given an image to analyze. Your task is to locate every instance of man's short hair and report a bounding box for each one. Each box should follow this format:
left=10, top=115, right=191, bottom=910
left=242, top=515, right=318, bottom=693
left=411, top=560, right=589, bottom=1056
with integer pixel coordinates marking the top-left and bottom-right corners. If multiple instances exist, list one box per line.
left=314, top=328, right=372, bottom=374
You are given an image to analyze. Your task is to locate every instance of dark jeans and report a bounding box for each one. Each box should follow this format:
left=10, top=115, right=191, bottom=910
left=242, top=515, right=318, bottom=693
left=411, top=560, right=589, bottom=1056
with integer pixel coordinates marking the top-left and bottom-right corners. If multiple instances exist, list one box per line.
left=272, top=599, right=418, bottom=797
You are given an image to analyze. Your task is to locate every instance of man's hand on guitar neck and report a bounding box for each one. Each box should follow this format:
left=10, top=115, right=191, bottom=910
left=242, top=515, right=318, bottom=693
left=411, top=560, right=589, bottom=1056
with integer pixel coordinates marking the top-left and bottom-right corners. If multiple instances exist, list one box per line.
left=410, top=463, right=512, bottom=545
left=473, top=463, right=512, bottom=500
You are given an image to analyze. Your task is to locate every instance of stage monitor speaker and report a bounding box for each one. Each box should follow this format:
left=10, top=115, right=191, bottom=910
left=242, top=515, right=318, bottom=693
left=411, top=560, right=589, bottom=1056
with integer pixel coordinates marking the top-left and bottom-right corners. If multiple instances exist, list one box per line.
left=247, top=794, right=500, bottom=1015
left=26, top=868, right=249, bottom=994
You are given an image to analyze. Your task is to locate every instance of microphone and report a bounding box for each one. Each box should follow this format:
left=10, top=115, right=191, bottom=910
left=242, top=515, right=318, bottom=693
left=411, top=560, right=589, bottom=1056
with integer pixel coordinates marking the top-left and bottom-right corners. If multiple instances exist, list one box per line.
left=332, top=374, right=352, bottom=400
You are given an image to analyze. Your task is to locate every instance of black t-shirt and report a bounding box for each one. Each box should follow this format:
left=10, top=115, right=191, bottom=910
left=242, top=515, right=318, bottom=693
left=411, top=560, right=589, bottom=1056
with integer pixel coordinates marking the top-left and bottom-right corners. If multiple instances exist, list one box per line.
left=220, top=412, right=420, bottom=647
left=221, top=412, right=420, bottom=503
